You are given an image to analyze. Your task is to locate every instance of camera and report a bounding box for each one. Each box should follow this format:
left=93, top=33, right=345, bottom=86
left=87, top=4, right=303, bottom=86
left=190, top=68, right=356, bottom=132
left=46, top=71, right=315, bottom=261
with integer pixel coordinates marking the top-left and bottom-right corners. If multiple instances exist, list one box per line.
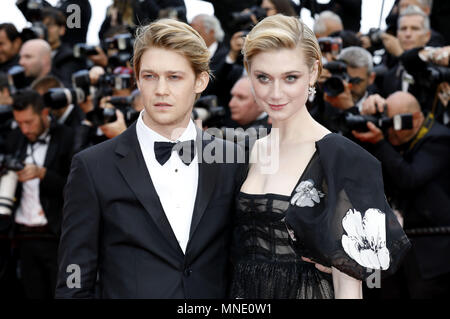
left=104, top=33, right=134, bottom=69
left=8, top=65, right=27, bottom=94
left=108, top=52, right=132, bottom=69
left=43, top=88, right=86, bottom=109
left=72, top=70, right=133, bottom=96
left=0, top=105, right=14, bottom=124
left=231, top=6, right=266, bottom=31
left=107, top=96, right=140, bottom=125
left=99, top=73, right=132, bottom=91
left=322, top=60, right=348, bottom=97
left=85, top=107, right=117, bottom=127
left=318, top=37, right=342, bottom=57
left=366, top=28, right=384, bottom=49
left=21, top=22, right=48, bottom=42
left=192, top=95, right=226, bottom=128
left=340, top=112, right=413, bottom=133
left=105, top=34, right=134, bottom=53
left=0, top=154, right=25, bottom=216
left=73, top=43, right=99, bottom=59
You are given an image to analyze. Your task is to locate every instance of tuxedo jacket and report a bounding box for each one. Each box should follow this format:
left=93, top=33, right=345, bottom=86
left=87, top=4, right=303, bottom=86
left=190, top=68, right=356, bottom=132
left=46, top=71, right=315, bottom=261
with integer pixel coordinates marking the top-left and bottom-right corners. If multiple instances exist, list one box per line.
left=4, top=123, right=75, bottom=236
left=55, top=123, right=244, bottom=298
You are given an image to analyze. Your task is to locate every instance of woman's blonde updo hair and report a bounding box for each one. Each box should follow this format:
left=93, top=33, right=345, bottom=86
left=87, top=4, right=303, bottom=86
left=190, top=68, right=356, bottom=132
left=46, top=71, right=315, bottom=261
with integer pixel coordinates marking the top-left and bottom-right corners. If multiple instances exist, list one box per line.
left=243, top=14, right=322, bottom=81
left=133, top=19, right=211, bottom=80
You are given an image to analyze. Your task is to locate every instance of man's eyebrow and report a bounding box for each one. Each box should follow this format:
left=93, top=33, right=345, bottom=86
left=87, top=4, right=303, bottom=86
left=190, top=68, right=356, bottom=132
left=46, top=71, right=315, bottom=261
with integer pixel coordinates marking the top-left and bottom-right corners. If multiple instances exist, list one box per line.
left=140, top=69, right=186, bottom=74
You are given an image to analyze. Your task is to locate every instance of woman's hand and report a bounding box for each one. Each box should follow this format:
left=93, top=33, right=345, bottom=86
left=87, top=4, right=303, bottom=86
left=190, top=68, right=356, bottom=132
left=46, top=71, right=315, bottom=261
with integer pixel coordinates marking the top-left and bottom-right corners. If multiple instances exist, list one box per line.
left=301, top=257, right=332, bottom=274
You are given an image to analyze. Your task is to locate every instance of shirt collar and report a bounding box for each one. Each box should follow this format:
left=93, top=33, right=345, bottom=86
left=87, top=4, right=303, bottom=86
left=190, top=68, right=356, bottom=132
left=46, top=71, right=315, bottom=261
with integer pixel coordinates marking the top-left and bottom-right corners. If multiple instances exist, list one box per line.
left=136, top=110, right=197, bottom=146
left=208, top=41, right=218, bottom=58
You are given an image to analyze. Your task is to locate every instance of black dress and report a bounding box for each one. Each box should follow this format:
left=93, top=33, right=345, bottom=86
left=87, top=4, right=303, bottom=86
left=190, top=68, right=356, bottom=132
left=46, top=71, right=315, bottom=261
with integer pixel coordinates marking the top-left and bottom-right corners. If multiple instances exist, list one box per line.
left=230, top=133, right=411, bottom=299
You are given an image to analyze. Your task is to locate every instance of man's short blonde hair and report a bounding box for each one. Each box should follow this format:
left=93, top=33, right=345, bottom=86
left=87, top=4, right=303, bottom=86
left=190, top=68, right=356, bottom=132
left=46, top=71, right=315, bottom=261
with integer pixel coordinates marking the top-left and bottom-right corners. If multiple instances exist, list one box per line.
left=243, top=14, right=322, bottom=81
left=133, top=19, right=211, bottom=81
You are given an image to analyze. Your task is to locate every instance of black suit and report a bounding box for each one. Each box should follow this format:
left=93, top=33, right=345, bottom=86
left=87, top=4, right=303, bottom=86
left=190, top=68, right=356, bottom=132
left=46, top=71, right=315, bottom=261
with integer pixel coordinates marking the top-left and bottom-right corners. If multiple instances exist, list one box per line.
left=368, top=121, right=450, bottom=297
left=56, top=123, right=243, bottom=298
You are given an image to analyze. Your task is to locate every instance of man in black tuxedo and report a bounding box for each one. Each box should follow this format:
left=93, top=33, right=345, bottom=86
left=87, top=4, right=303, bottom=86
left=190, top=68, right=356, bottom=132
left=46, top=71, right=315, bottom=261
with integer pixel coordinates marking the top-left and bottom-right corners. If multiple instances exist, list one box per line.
left=55, top=19, right=244, bottom=299
left=353, top=91, right=450, bottom=298
left=4, top=89, right=74, bottom=298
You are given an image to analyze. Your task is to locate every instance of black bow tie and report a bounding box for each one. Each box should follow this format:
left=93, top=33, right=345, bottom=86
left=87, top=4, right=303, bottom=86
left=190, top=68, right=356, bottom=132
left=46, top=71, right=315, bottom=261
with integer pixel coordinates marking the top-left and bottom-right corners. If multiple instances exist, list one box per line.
left=154, top=140, right=196, bottom=166
left=30, top=138, right=47, bottom=146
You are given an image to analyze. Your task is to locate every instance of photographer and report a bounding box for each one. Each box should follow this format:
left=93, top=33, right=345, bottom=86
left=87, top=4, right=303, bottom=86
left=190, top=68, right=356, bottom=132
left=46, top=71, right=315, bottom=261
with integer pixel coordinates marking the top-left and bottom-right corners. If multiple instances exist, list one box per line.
left=41, top=7, right=87, bottom=88
left=3, top=89, right=74, bottom=299
left=379, top=6, right=450, bottom=118
left=0, top=23, right=22, bottom=73
left=319, top=46, right=376, bottom=136
left=16, top=0, right=92, bottom=47
left=31, top=75, right=85, bottom=130
left=352, top=91, right=450, bottom=298
left=313, top=10, right=343, bottom=39
left=71, top=66, right=134, bottom=153
left=19, top=39, right=52, bottom=86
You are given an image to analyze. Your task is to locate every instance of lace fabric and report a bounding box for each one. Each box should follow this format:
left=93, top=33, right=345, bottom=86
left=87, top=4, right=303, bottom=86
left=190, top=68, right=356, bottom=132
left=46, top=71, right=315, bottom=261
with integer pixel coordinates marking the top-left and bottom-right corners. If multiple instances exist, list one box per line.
left=230, top=192, right=334, bottom=299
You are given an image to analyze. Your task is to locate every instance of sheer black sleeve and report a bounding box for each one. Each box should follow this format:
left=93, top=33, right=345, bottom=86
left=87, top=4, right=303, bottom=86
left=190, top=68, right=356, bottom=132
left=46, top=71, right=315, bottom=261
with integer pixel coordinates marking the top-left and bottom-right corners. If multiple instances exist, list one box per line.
left=285, top=134, right=411, bottom=281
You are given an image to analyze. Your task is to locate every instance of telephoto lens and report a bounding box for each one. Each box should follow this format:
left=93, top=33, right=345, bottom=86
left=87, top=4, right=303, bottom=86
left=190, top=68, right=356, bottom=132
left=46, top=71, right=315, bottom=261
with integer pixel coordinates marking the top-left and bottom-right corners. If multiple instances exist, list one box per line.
left=43, top=88, right=86, bottom=109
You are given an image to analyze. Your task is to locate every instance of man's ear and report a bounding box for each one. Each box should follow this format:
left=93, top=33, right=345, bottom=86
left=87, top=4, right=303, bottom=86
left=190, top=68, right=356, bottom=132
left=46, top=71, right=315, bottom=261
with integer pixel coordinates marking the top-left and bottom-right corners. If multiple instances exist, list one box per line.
left=42, top=107, right=50, bottom=117
left=194, top=71, right=209, bottom=94
left=12, top=37, right=22, bottom=53
left=368, top=72, right=376, bottom=86
left=413, top=111, right=424, bottom=128
left=424, top=30, right=431, bottom=45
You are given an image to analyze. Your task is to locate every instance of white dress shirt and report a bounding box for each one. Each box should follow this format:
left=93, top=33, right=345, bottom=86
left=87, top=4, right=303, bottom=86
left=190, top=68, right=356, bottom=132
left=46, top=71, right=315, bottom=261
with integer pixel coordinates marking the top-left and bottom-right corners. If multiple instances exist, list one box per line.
left=15, top=130, right=50, bottom=226
left=136, top=111, right=199, bottom=253
left=208, top=41, right=218, bottom=59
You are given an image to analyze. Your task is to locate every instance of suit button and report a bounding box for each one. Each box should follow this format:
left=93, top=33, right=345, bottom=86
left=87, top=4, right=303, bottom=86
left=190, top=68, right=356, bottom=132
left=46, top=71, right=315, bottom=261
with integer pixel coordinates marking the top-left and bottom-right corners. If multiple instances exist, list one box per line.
left=184, top=268, right=192, bottom=277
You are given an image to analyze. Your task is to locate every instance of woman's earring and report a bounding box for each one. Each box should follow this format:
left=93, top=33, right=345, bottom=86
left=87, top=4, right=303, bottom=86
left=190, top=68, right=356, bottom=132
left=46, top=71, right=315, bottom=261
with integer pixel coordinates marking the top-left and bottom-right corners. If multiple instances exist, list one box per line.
left=308, top=86, right=316, bottom=96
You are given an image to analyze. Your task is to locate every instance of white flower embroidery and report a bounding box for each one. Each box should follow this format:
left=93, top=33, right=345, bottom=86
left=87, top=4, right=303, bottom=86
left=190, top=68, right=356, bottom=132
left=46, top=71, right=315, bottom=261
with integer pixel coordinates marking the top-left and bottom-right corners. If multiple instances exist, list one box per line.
left=290, top=179, right=325, bottom=207
left=341, top=208, right=390, bottom=270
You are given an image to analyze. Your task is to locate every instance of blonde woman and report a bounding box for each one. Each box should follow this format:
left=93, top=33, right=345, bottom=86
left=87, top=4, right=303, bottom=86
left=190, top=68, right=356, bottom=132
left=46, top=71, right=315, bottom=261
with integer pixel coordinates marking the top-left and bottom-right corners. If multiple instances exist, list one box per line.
left=230, top=15, right=411, bottom=299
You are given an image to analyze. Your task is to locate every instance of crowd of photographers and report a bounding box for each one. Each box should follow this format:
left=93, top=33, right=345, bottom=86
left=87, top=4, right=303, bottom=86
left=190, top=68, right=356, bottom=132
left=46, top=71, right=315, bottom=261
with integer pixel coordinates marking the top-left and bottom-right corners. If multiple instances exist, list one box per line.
left=0, top=0, right=449, bottom=299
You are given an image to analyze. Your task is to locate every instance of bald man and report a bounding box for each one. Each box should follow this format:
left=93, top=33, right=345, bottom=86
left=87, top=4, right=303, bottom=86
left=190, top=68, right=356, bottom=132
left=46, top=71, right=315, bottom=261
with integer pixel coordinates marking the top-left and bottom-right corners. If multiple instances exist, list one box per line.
left=19, top=39, right=52, bottom=82
left=228, top=77, right=268, bottom=129
left=353, top=91, right=450, bottom=298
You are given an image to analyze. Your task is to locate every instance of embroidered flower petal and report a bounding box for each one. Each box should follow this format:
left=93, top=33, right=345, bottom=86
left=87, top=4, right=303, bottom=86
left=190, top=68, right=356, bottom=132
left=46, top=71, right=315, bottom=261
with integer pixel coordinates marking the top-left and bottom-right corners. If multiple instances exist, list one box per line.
left=298, top=195, right=315, bottom=207
left=377, top=246, right=390, bottom=270
left=362, top=209, right=386, bottom=249
left=291, top=192, right=302, bottom=206
left=342, top=234, right=364, bottom=267
left=359, top=249, right=381, bottom=269
left=342, top=209, right=365, bottom=243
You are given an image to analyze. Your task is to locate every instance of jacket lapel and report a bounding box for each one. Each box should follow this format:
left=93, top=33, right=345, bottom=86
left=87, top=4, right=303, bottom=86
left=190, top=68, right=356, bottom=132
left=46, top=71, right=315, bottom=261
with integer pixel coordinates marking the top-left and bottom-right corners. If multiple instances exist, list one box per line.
left=188, top=129, right=219, bottom=242
left=115, top=123, right=183, bottom=255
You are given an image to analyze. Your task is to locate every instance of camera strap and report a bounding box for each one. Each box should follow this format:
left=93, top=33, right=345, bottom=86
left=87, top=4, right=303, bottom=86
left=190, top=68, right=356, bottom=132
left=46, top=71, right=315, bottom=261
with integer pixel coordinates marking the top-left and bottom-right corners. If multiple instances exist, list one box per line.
left=408, top=113, right=434, bottom=151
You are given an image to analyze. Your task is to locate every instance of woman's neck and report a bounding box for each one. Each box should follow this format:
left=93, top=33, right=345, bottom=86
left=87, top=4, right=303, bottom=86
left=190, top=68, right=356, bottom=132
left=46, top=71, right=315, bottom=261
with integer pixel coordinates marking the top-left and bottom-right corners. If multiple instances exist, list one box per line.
left=270, top=105, right=323, bottom=145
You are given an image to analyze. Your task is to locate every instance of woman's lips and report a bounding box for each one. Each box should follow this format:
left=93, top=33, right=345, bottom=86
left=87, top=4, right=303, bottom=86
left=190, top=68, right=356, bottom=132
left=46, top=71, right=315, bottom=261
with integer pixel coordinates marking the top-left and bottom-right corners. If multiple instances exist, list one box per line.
left=269, top=103, right=287, bottom=111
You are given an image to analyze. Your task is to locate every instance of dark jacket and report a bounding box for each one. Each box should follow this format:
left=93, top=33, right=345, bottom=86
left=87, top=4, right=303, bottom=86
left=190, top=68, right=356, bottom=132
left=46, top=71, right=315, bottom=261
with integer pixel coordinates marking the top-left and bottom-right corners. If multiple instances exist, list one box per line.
left=368, top=121, right=450, bottom=279
left=55, top=123, right=244, bottom=298
left=51, top=43, right=87, bottom=88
